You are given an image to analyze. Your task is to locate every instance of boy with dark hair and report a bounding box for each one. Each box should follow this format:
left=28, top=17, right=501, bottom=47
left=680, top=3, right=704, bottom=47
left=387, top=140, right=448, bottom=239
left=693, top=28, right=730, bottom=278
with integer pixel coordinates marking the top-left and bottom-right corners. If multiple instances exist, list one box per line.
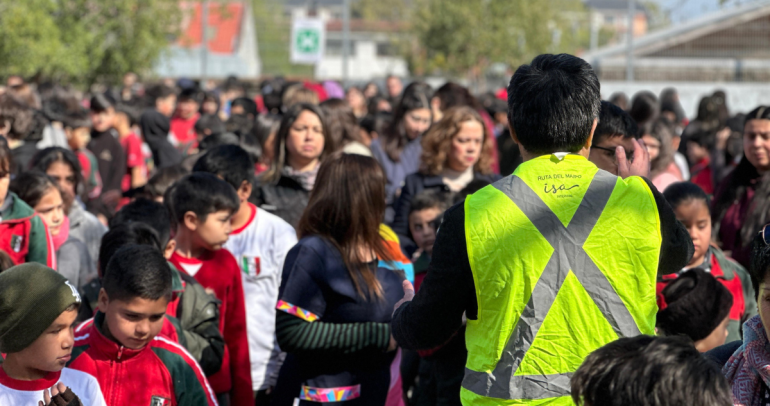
left=88, top=93, right=126, bottom=215
left=142, top=165, right=188, bottom=203
left=166, top=173, right=253, bottom=406
left=0, top=137, right=55, bottom=267
left=171, top=88, right=202, bottom=151
left=114, top=107, right=147, bottom=207
left=408, top=189, right=451, bottom=290
left=64, top=108, right=102, bottom=200
left=588, top=100, right=639, bottom=175
left=0, top=263, right=106, bottom=406
left=108, top=199, right=226, bottom=376
left=68, top=245, right=218, bottom=406
left=193, top=145, right=297, bottom=399
left=571, top=335, right=732, bottom=406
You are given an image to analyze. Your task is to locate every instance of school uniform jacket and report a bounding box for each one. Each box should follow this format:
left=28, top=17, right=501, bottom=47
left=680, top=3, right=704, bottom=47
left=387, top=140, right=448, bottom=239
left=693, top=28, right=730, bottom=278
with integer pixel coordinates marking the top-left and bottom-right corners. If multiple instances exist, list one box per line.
left=0, top=192, right=55, bottom=268
left=68, top=312, right=218, bottom=406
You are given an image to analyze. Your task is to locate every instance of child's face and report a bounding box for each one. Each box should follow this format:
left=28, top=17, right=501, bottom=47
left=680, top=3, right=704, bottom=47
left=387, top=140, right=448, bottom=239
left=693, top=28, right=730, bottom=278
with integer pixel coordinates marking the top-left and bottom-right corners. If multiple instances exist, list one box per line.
left=673, top=199, right=711, bottom=267
left=113, top=112, right=130, bottom=134
left=45, top=162, right=77, bottom=208
left=65, top=127, right=91, bottom=151
left=694, top=315, right=729, bottom=353
left=409, top=207, right=442, bottom=255
left=191, top=210, right=233, bottom=251
left=34, top=187, right=65, bottom=237
left=99, top=290, right=169, bottom=350
left=157, top=95, right=177, bottom=117
left=10, top=308, right=77, bottom=373
left=686, top=141, right=709, bottom=164
left=90, top=108, right=115, bottom=133
left=177, top=99, right=199, bottom=119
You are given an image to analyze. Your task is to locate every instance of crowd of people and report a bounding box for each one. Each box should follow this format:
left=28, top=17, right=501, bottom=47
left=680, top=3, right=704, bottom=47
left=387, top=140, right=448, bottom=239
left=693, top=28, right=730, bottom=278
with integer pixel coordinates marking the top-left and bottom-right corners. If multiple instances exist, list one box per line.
left=1, top=52, right=770, bottom=406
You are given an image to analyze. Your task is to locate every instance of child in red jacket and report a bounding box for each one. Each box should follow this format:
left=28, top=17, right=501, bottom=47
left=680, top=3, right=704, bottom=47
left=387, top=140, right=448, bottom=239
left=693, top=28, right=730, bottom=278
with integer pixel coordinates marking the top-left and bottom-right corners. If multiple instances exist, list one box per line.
left=67, top=245, right=217, bottom=406
left=166, top=173, right=253, bottom=406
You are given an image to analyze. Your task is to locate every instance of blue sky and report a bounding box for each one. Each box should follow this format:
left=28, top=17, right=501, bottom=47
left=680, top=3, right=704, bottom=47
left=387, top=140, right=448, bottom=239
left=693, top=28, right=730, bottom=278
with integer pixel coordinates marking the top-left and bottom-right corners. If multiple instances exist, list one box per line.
left=652, top=0, right=754, bottom=22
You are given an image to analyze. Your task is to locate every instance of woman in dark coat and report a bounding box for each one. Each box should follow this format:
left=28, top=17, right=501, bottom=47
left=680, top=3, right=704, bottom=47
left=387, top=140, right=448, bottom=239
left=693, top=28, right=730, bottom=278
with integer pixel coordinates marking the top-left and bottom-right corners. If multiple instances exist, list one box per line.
left=392, top=106, right=499, bottom=255
left=251, top=103, right=335, bottom=228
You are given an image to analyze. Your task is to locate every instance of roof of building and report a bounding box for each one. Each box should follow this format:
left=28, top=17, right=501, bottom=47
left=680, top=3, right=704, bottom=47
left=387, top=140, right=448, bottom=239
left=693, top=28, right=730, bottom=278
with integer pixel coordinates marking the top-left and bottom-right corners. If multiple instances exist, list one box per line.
left=584, top=0, right=646, bottom=12
left=285, top=0, right=345, bottom=8
left=177, top=2, right=244, bottom=54
left=581, top=0, right=770, bottom=61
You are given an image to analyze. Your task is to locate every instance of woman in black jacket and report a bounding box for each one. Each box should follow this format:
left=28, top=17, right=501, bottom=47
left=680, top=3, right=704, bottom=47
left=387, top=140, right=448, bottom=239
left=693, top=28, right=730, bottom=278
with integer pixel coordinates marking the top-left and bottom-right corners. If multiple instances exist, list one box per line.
left=392, top=106, right=499, bottom=253
left=251, top=103, right=335, bottom=227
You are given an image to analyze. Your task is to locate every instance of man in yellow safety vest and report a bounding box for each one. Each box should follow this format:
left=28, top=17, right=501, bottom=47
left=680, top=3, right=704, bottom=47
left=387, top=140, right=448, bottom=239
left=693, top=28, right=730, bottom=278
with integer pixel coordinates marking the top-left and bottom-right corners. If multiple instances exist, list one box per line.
left=390, top=54, right=693, bottom=405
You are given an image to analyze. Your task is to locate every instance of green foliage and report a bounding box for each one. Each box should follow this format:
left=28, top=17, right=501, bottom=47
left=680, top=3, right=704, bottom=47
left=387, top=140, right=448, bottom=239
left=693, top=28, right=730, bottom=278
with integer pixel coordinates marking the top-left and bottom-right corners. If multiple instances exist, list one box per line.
left=0, top=0, right=181, bottom=86
left=407, top=0, right=594, bottom=79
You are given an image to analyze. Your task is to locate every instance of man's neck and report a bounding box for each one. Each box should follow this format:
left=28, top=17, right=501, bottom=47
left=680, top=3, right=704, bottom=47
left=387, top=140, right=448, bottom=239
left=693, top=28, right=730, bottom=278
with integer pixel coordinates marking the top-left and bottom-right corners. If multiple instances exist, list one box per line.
left=1, top=355, right=47, bottom=381
left=173, top=229, right=206, bottom=259
left=230, top=202, right=252, bottom=231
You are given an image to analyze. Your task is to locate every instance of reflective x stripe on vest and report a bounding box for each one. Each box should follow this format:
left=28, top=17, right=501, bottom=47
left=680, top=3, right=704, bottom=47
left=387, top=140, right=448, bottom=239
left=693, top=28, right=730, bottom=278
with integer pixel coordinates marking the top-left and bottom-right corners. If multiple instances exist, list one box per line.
left=463, top=170, right=641, bottom=400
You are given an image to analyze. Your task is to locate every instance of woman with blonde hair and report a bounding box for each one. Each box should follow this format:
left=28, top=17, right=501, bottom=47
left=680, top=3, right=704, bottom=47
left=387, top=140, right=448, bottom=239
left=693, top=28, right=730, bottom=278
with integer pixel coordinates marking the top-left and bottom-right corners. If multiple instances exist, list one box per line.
left=392, top=106, right=499, bottom=246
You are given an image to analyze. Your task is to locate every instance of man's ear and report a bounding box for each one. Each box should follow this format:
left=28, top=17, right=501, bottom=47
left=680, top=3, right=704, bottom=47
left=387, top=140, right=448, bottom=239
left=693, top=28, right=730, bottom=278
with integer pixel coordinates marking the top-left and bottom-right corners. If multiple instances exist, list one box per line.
left=583, top=118, right=598, bottom=149
left=238, top=180, right=252, bottom=203
left=183, top=211, right=199, bottom=231
left=164, top=239, right=176, bottom=259
left=97, top=288, right=109, bottom=312
left=509, top=126, right=519, bottom=144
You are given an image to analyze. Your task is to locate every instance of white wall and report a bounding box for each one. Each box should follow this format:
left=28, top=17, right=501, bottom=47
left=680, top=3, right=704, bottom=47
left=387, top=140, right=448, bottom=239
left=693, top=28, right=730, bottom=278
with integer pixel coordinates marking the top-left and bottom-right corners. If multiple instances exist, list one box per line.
left=314, top=40, right=408, bottom=80
left=599, top=81, right=770, bottom=118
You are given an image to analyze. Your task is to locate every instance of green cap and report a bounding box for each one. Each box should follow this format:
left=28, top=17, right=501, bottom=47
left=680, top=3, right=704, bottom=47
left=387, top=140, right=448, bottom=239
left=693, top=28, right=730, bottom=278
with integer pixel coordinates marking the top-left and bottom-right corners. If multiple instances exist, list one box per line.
left=0, top=263, right=82, bottom=353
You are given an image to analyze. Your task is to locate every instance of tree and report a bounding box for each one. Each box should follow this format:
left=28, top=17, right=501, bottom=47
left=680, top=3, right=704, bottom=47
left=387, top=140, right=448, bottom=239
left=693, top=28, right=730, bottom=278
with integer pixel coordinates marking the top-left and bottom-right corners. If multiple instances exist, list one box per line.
left=406, top=0, right=593, bottom=83
left=0, top=0, right=181, bottom=86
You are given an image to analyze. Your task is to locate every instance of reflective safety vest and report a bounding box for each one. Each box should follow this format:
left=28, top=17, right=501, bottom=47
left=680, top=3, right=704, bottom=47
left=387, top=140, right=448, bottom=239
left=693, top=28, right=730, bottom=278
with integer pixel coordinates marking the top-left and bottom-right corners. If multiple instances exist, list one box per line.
left=461, top=154, right=661, bottom=405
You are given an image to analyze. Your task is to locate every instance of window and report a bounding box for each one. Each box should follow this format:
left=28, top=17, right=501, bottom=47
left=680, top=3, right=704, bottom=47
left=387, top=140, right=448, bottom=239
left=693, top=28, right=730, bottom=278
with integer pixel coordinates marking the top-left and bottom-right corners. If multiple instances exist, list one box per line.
left=377, top=42, right=396, bottom=56
left=326, top=39, right=355, bottom=56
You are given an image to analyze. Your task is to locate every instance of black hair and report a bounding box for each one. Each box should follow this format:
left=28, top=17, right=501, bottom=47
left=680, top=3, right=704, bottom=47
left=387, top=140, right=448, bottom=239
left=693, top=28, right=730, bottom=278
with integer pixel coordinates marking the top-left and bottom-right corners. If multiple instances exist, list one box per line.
left=200, top=91, right=221, bottom=115
left=254, top=114, right=280, bottom=148
left=260, top=77, right=286, bottom=114
left=367, top=95, right=390, bottom=116
left=90, top=93, right=116, bottom=113
left=164, top=172, right=240, bottom=230
left=382, top=81, right=433, bottom=161
left=193, top=145, right=255, bottom=191
left=198, top=132, right=240, bottom=152
left=111, top=199, right=172, bottom=248
left=455, top=179, right=493, bottom=203
left=0, top=94, right=34, bottom=140
left=433, top=82, right=482, bottom=111
left=507, top=54, right=600, bottom=155
left=0, top=136, right=12, bottom=177
left=194, top=114, right=226, bottom=137
left=628, top=91, right=659, bottom=125
left=683, top=121, right=716, bottom=151
left=99, top=222, right=164, bottom=277
left=147, top=85, right=176, bottom=103
left=231, top=97, right=258, bottom=118
left=409, top=189, right=452, bottom=215
left=25, top=110, right=49, bottom=143
left=594, top=101, right=639, bottom=144
left=178, top=88, right=203, bottom=104
left=63, top=108, right=92, bottom=130
left=144, top=165, right=188, bottom=201
left=360, top=112, right=391, bottom=137
left=9, top=171, right=60, bottom=208
left=571, top=335, right=732, bottom=406
left=662, top=182, right=709, bottom=212
left=115, top=105, right=141, bottom=127
left=102, top=244, right=172, bottom=302
left=225, top=114, right=254, bottom=137
left=30, top=147, right=83, bottom=195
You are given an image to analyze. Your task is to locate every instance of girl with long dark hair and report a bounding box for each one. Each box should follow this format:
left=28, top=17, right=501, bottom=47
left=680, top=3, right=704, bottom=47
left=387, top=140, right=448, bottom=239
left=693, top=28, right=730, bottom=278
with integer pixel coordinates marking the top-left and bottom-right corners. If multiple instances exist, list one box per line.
left=370, top=82, right=433, bottom=223
left=272, top=153, right=405, bottom=406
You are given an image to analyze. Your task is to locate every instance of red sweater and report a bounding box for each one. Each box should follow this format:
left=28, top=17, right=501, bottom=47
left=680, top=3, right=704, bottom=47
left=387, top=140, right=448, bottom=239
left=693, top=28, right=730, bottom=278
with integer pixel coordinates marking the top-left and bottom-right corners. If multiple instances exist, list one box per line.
left=69, top=312, right=217, bottom=406
left=170, top=249, right=252, bottom=406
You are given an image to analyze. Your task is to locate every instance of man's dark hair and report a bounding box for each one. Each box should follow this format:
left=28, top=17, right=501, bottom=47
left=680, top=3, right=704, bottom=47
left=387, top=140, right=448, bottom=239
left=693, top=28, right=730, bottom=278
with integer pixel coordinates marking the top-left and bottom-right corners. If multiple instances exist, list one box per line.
left=164, top=172, right=240, bottom=230
left=198, top=132, right=240, bottom=152
left=111, top=199, right=172, bottom=248
left=63, top=108, right=92, bottom=130
left=102, top=244, right=172, bottom=302
left=225, top=114, right=254, bottom=137
left=144, top=165, right=188, bottom=200
left=0, top=94, right=34, bottom=140
left=99, top=222, right=165, bottom=277
left=231, top=97, right=258, bottom=118
left=147, top=85, right=176, bottom=103
left=684, top=121, right=717, bottom=151
left=628, top=91, right=659, bottom=126
left=178, top=88, right=203, bottom=104
left=595, top=101, right=639, bottom=144
left=507, top=54, right=600, bottom=155
left=90, top=93, right=116, bottom=113
left=571, top=335, right=732, bottom=406
left=193, top=145, right=255, bottom=191
left=194, top=114, right=226, bottom=137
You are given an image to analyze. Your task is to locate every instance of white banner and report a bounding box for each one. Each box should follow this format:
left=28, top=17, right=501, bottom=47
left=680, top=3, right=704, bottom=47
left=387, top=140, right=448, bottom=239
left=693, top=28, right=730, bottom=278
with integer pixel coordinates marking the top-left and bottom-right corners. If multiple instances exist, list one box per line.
left=290, top=18, right=326, bottom=65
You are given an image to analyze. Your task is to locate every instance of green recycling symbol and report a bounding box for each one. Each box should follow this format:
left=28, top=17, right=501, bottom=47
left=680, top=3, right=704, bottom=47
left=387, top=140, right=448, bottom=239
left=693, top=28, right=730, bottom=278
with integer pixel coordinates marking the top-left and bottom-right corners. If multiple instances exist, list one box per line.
left=296, top=28, right=320, bottom=53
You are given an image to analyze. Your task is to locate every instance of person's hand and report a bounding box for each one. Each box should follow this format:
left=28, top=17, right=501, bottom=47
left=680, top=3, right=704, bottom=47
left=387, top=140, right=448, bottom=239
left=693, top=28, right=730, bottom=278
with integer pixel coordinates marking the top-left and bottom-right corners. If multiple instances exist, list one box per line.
left=39, top=382, right=66, bottom=406
left=387, top=334, right=398, bottom=351
left=616, top=138, right=650, bottom=179
left=392, top=280, right=415, bottom=317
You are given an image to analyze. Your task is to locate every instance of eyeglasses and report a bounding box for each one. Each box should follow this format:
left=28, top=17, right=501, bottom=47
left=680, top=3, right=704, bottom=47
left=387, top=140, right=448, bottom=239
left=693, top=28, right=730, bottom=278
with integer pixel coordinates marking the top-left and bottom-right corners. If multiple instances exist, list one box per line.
left=760, top=223, right=770, bottom=245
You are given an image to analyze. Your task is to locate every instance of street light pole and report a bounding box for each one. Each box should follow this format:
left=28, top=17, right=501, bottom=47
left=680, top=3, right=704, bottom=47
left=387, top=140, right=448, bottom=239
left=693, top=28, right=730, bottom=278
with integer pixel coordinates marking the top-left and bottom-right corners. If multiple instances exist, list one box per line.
left=342, top=0, right=350, bottom=87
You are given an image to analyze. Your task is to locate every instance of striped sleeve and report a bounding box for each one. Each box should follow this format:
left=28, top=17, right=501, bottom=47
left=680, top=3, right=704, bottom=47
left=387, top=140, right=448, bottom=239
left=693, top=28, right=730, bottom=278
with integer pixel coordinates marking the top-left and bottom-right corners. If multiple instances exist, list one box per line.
left=151, top=336, right=218, bottom=406
left=27, top=214, right=55, bottom=269
left=275, top=311, right=391, bottom=355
